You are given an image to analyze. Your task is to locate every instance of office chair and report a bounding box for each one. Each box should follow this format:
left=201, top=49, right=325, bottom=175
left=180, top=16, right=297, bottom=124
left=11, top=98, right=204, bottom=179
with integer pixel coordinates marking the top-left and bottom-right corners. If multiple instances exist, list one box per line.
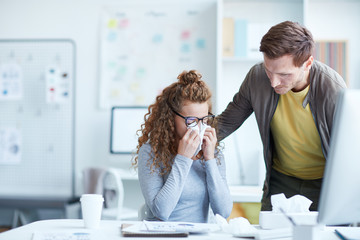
left=82, top=167, right=105, bottom=195
left=82, top=167, right=137, bottom=220
left=101, top=168, right=138, bottom=220
left=138, top=203, right=148, bottom=220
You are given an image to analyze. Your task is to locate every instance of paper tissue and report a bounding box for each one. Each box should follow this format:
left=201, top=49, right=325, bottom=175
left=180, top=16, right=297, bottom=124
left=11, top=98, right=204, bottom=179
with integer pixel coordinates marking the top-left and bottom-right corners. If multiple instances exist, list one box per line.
left=216, top=214, right=257, bottom=237
left=188, top=123, right=210, bottom=157
left=259, top=193, right=318, bottom=229
left=216, top=214, right=292, bottom=239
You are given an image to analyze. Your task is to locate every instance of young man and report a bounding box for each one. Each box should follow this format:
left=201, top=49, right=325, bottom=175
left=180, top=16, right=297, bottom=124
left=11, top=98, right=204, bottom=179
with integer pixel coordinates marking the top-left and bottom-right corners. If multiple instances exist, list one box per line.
left=217, top=21, right=346, bottom=211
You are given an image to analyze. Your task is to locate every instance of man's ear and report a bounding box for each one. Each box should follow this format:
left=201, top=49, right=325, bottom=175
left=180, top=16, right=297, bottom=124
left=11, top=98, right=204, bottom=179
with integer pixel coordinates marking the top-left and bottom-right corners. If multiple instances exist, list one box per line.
left=304, top=55, right=314, bottom=71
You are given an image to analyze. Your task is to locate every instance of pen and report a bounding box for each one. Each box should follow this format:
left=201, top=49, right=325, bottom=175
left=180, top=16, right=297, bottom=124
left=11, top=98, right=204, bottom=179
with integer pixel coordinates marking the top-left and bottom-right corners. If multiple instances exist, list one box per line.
left=279, top=207, right=297, bottom=226
left=177, top=223, right=194, bottom=227
left=143, top=220, right=150, bottom=231
left=334, top=229, right=349, bottom=240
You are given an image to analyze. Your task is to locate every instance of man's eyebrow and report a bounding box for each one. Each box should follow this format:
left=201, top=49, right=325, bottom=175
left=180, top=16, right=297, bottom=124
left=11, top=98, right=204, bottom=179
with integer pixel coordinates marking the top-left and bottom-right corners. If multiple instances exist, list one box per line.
left=264, top=66, right=291, bottom=75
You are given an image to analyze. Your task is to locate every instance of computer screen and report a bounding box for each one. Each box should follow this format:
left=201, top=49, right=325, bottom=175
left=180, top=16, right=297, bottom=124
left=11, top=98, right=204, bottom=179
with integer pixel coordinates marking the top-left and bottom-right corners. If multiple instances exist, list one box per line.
left=110, top=107, right=148, bottom=154
left=318, top=89, right=360, bottom=225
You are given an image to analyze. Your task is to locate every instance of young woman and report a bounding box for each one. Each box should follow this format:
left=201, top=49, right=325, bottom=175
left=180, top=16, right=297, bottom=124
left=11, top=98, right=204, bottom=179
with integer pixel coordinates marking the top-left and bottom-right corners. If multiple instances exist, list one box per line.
left=133, top=70, right=232, bottom=223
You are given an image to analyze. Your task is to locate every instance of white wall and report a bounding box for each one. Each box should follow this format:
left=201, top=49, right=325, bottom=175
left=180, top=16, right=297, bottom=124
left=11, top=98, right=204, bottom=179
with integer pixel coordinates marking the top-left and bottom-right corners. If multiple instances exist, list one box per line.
left=307, top=0, right=360, bottom=88
left=0, top=0, right=147, bottom=209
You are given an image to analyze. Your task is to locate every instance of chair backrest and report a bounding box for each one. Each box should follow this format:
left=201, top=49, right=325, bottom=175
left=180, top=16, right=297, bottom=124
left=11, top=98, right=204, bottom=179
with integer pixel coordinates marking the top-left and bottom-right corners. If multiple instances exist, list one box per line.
left=138, top=203, right=147, bottom=220
left=102, top=168, right=125, bottom=219
left=82, top=167, right=106, bottom=194
left=82, top=167, right=136, bottom=220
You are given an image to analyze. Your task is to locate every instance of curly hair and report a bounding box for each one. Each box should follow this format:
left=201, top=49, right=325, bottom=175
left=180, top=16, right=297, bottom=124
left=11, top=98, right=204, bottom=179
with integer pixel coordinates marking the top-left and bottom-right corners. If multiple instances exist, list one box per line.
left=260, top=21, right=314, bottom=67
left=132, top=70, right=220, bottom=175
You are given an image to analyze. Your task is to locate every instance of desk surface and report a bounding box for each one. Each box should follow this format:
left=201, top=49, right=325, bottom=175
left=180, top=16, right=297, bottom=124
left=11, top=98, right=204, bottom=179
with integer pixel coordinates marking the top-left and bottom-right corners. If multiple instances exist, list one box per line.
left=0, top=219, right=353, bottom=240
left=0, top=219, right=234, bottom=240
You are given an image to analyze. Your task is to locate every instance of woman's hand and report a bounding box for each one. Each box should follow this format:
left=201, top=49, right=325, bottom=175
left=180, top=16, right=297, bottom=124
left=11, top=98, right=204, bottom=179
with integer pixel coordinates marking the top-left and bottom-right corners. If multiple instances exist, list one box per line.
left=177, top=128, right=200, bottom=159
left=202, top=127, right=217, bottom=161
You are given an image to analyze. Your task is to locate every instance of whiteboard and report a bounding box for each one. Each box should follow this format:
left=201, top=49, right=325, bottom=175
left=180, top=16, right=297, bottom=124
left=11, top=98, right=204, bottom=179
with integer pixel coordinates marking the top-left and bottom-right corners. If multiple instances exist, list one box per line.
left=110, top=107, right=148, bottom=154
left=0, top=40, right=75, bottom=199
left=99, top=2, right=218, bottom=109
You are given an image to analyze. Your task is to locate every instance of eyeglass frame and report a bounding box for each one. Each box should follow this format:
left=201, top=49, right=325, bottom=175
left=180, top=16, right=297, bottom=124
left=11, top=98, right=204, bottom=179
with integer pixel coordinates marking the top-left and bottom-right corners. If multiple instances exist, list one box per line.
left=170, top=108, right=215, bottom=127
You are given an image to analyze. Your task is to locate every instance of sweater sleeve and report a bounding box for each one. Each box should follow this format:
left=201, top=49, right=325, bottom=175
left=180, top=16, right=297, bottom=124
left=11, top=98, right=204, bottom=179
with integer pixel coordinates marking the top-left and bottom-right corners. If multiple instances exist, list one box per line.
left=138, top=144, right=193, bottom=221
left=205, top=151, right=233, bottom=218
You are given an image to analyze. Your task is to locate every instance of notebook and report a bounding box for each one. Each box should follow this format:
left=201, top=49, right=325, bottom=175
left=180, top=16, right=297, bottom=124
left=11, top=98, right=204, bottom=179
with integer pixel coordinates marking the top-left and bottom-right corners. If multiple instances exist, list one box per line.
left=120, top=223, right=188, bottom=238
left=32, top=232, right=91, bottom=240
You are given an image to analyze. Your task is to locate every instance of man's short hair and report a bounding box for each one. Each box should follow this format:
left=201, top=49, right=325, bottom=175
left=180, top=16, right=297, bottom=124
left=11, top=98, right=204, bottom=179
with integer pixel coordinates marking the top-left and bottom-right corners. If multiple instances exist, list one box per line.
left=260, top=21, right=314, bottom=67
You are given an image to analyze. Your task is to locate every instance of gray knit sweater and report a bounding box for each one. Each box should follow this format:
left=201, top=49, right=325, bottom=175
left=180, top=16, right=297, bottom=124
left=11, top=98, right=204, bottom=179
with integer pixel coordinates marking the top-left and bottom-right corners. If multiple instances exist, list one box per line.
left=138, top=143, right=232, bottom=223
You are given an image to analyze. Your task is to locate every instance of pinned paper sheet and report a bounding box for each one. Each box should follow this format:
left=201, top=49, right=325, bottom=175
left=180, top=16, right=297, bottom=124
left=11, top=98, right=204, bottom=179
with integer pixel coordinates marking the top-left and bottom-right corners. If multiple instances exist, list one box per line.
left=0, top=127, right=22, bottom=165
left=46, top=65, right=71, bottom=104
left=0, top=63, right=23, bottom=100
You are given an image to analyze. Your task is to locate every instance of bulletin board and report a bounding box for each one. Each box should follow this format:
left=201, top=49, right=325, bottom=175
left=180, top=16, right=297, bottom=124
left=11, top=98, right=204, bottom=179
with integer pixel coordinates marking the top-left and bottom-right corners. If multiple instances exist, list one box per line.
left=99, top=1, right=218, bottom=109
left=0, top=39, right=75, bottom=199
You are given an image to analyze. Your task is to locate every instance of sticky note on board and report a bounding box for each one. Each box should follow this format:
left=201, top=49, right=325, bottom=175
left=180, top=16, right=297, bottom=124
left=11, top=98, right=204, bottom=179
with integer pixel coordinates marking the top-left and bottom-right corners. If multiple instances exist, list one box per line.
left=108, top=19, right=117, bottom=28
left=119, top=19, right=129, bottom=28
left=196, top=39, right=206, bottom=49
left=181, top=30, right=191, bottom=40
left=152, top=34, right=163, bottom=43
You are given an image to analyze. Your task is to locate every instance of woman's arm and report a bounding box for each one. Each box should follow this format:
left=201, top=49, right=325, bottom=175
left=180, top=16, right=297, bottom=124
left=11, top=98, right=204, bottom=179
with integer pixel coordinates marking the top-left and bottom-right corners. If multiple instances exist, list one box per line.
left=138, top=144, right=193, bottom=221
left=205, top=152, right=233, bottom=218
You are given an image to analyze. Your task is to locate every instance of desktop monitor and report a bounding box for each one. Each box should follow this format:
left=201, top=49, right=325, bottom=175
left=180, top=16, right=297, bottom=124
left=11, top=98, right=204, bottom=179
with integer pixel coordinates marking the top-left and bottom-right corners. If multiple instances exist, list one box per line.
left=318, top=89, right=360, bottom=225
left=110, top=106, right=148, bottom=154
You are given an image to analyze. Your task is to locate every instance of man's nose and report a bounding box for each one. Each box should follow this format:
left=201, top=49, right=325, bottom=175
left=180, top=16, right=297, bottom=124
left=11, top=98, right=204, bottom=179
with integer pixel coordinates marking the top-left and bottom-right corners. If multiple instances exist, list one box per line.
left=270, top=76, right=281, bottom=88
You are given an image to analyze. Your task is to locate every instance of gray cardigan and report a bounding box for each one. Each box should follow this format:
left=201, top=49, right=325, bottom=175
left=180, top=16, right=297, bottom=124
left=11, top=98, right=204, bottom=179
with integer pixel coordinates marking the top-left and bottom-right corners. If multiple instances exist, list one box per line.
left=217, top=60, right=346, bottom=198
left=138, top=143, right=232, bottom=223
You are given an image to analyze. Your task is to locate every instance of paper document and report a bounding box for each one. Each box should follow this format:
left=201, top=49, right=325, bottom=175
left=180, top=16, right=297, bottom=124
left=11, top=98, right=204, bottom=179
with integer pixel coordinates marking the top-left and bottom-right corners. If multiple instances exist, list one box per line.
left=121, top=223, right=188, bottom=238
left=232, top=226, right=292, bottom=240
left=142, top=220, right=219, bottom=233
left=32, top=232, right=90, bottom=240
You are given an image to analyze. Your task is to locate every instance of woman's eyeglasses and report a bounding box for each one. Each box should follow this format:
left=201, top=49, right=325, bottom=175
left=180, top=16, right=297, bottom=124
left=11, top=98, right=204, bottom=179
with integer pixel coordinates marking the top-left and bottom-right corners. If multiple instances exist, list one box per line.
left=171, top=108, right=215, bottom=127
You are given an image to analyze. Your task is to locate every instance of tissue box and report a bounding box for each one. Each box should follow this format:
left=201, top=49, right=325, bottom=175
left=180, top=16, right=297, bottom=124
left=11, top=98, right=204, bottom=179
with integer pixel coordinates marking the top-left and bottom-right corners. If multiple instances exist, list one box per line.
left=259, top=211, right=318, bottom=229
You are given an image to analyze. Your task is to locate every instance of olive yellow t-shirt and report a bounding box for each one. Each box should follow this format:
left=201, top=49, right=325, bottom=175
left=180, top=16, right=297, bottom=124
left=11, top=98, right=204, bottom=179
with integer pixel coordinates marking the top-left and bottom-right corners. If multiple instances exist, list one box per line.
left=270, top=85, right=325, bottom=179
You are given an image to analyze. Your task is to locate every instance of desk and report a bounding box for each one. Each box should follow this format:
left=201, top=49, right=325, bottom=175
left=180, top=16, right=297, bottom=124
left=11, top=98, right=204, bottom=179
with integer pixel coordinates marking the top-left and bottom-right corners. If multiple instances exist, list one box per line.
left=0, top=219, right=234, bottom=240
left=0, top=219, right=352, bottom=240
